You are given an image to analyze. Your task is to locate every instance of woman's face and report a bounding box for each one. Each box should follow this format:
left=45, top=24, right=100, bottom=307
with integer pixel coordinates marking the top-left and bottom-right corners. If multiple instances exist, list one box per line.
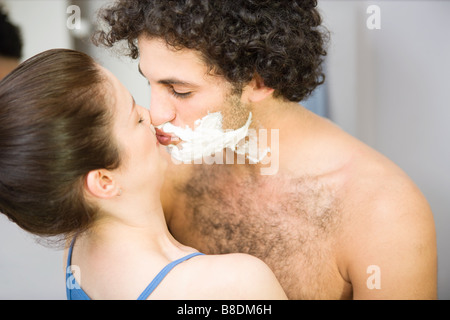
left=100, top=66, right=167, bottom=194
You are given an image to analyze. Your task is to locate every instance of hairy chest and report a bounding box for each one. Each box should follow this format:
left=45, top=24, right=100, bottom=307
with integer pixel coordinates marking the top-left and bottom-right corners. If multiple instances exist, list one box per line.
left=168, top=165, right=349, bottom=299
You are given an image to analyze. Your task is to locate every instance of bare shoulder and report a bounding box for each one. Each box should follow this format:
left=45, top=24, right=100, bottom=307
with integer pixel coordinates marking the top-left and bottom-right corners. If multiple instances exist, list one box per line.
left=165, top=253, right=288, bottom=300
left=338, top=146, right=437, bottom=299
left=204, top=253, right=288, bottom=300
left=342, top=145, right=435, bottom=237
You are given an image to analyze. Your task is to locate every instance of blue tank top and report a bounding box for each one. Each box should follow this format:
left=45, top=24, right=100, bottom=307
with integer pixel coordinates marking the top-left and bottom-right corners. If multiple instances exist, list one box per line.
left=66, top=239, right=204, bottom=300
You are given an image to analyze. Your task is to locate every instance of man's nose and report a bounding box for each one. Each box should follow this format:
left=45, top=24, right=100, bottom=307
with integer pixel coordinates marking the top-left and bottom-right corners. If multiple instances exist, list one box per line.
left=149, top=92, right=176, bottom=126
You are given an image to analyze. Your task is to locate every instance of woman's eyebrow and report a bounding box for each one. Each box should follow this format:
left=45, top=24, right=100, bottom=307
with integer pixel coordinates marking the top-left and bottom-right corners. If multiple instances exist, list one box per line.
left=129, top=95, right=136, bottom=116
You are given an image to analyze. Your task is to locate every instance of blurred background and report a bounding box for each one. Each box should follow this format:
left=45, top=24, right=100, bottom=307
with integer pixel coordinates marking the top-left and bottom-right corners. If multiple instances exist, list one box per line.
left=0, top=0, right=448, bottom=299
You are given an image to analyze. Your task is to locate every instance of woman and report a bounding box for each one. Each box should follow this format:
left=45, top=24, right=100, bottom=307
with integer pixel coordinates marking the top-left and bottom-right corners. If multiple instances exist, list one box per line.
left=0, top=49, right=287, bottom=300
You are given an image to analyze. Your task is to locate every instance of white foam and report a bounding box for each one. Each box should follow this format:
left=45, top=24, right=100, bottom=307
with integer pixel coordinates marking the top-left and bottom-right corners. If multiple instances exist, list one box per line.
left=158, top=112, right=268, bottom=163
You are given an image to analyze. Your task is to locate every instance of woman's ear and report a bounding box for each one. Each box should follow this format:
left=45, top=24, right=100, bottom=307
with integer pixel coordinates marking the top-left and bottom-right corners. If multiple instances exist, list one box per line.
left=243, top=74, right=275, bottom=103
left=85, top=169, right=120, bottom=199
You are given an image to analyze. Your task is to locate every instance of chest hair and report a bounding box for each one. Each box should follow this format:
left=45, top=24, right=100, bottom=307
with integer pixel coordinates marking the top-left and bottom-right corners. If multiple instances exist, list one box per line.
left=170, top=164, right=344, bottom=298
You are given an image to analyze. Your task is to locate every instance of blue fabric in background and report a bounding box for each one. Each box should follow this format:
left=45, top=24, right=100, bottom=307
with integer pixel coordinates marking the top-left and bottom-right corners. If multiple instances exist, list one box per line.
left=301, top=80, right=329, bottom=118
left=301, top=61, right=329, bottom=118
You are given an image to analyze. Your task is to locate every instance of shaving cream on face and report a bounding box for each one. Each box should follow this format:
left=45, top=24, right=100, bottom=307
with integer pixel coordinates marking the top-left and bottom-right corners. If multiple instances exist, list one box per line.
left=157, top=112, right=269, bottom=163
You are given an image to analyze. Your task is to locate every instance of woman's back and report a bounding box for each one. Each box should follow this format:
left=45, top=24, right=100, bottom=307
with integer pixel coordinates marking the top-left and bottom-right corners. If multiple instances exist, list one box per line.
left=65, top=234, right=286, bottom=300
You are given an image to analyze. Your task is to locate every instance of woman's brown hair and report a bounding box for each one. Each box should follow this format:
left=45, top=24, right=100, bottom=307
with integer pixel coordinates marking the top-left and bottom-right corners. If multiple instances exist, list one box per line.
left=0, top=49, right=121, bottom=244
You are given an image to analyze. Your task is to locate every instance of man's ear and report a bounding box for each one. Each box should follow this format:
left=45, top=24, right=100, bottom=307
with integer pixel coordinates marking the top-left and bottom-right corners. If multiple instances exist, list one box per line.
left=85, top=169, right=120, bottom=199
left=243, top=74, right=275, bottom=103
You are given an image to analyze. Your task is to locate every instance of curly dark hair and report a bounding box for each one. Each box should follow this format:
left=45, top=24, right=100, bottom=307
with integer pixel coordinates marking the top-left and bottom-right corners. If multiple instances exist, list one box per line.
left=94, top=0, right=328, bottom=102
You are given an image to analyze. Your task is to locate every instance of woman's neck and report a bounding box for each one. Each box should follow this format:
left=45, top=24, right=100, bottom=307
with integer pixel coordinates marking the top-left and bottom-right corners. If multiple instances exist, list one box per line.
left=82, top=192, right=191, bottom=259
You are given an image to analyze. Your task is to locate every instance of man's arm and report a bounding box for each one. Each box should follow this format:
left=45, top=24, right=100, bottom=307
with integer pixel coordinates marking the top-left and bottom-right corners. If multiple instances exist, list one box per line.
left=341, top=178, right=437, bottom=299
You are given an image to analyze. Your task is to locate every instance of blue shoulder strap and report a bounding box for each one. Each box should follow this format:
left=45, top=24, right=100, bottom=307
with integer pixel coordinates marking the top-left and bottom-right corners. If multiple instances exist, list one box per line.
left=66, top=238, right=90, bottom=300
left=137, top=252, right=204, bottom=300
left=66, top=237, right=203, bottom=300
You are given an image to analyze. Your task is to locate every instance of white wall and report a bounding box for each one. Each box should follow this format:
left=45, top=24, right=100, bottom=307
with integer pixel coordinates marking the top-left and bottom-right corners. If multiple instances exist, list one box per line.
left=320, top=0, right=450, bottom=299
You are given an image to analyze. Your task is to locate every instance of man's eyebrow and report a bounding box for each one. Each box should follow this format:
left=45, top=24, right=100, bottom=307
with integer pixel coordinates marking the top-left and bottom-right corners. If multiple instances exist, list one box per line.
left=157, top=78, right=198, bottom=87
left=138, top=64, right=198, bottom=87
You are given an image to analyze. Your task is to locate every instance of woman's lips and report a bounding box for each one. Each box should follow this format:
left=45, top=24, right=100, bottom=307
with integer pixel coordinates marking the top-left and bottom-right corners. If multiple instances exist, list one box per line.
left=156, top=134, right=172, bottom=146
left=156, top=128, right=179, bottom=146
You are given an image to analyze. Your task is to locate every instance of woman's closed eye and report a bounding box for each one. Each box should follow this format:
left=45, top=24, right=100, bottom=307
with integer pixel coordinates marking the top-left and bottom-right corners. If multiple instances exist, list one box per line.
left=137, top=109, right=152, bottom=125
left=138, top=113, right=147, bottom=124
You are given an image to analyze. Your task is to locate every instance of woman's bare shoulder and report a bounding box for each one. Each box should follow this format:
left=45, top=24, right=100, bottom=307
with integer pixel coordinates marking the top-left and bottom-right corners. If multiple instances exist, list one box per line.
left=157, top=253, right=287, bottom=300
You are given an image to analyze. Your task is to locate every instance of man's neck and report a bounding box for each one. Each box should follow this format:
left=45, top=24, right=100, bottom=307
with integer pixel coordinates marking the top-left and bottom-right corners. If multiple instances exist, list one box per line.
left=248, top=98, right=311, bottom=175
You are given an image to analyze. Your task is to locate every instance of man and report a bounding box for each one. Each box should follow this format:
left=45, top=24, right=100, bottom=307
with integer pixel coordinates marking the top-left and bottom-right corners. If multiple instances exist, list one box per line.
left=0, top=5, right=22, bottom=80
left=95, top=0, right=437, bottom=299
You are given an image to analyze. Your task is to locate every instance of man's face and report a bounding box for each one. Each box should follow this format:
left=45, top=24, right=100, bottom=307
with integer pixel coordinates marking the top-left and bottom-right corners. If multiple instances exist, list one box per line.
left=137, top=37, right=251, bottom=146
